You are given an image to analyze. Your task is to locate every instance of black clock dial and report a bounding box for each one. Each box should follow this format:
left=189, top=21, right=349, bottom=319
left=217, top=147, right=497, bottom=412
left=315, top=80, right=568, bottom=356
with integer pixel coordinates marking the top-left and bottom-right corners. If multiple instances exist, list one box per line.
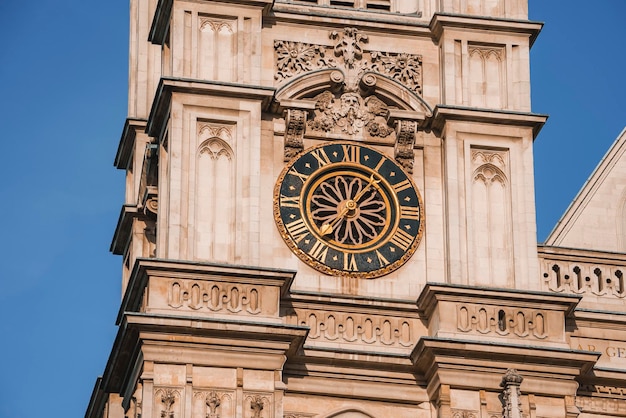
left=274, top=141, right=424, bottom=278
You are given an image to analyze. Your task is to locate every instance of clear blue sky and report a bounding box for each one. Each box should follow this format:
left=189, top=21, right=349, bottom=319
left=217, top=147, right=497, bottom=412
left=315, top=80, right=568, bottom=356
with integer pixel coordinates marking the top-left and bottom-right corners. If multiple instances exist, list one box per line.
left=0, top=1, right=624, bottom=417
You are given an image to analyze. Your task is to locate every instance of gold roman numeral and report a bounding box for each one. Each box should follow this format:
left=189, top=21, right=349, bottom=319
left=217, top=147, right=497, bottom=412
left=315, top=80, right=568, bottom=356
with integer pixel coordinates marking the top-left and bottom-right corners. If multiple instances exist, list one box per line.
left=343, top=253, right=358, bottom=271
left=308, top=240, right=328, bottom=263
left=280, top=194, right=300, bottom=208
left=288, top=166, right=309, bottom=184
left=400, top=205, right=420, bottom=221
left=285, top=218, right=309, bottom=244
left=376, top=250, right=390, bottom=267
left=390, top=228, right=414, bottom=251
left=341, top=144, right=360, bottom=163
left=373, top=156, right=387, bottom=172
left=392, top=179, right=412, bottom=193
left=311, top=148, right=332, bottom=167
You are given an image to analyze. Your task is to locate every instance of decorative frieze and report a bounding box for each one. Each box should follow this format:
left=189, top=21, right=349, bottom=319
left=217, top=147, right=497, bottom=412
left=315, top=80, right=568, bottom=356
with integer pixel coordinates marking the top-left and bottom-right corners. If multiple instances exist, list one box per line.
left=274, top=28, right=423, bottom=95
left=541, top=258, right=626, bottom=299
left=288, top=309, right=414, bottom=348
left=577, top=395, right=626, bottom=415
left=451, top=410, right=478, bottom=418
left=168, top=280, right=262, bottom=315
left=456, top=304, right=548, bottom=339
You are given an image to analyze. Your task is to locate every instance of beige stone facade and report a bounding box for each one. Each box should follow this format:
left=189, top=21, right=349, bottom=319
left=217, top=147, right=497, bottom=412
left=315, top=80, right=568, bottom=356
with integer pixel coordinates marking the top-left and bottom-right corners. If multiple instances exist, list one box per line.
left=86, top=1, right=626, bottom=418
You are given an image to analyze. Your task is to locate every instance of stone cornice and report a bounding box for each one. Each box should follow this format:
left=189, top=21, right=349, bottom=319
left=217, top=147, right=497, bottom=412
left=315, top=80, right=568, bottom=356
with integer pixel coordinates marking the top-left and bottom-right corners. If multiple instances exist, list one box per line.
left=431, top=105, right=548, bottom=139
left=101, top=312, right=308, bottom=394
left=429, top=13, right=544, bottom=46
left=117, top=258, right=297, bottom=324
left=539, top=245, right=626, bottom=264
left=412, top=337, right=600, bottom=397
left=417, top=282, right=581, bottom=320
left=84, top=377, right=106, bottom=418
left=270, top=3, right=430, bottom=36
left=110, top=204, right=138, bottom=255
left=114, top=118, right=147, bottom=170
left=146, top=77, right=276, bottom=141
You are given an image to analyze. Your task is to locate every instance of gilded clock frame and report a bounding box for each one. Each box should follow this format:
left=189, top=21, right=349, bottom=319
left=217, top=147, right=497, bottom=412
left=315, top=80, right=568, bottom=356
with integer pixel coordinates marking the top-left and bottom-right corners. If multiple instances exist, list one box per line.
left=273, top=141, right=424, bottom=279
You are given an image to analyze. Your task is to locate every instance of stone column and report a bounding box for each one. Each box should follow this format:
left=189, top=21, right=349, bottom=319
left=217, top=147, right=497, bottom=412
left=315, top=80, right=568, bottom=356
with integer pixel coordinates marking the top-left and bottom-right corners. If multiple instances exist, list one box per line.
left=501, top=369, right=523, bottom=418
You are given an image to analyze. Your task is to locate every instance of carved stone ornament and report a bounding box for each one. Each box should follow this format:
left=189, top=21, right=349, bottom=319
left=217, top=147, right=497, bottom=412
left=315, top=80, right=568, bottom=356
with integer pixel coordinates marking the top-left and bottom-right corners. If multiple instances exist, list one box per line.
left=275, top=28, right=423, bottom=95
left=284, top=108, right=307, bottom=161
left=307, top=91, right=394, bottom=138
left=394, top=120, right=418, bottom=174
left=159, top=388, right=178, bottom=418
left=501, top=369, right=523, bottom=418
left=206, top=391, right=221, bottom=418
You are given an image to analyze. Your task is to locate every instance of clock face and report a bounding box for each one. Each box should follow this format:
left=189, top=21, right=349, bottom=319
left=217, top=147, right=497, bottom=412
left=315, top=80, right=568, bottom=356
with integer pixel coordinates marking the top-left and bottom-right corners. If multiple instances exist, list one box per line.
left=273, top=141, right=424, bottom=278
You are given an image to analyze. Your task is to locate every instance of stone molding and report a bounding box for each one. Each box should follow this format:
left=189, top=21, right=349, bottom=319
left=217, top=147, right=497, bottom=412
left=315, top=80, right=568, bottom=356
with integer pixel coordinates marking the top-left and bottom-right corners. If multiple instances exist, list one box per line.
left=117, top=258, right=296, bottom=324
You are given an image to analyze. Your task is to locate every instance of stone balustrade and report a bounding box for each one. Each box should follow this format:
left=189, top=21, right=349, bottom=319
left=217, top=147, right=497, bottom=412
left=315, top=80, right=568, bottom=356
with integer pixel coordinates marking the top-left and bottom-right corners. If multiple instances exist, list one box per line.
left=539, top=246, right=626, bottom=300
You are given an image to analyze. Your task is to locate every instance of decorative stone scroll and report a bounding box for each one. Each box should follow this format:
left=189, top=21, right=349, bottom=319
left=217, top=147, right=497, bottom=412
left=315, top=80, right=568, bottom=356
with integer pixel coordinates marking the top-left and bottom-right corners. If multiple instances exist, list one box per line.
left=288, top=309, right=414, bottom=348
left=456, top=304, right=548, bottom=339
left=284, top=108, right=307, bottom=161
left=274, top=27, right=423, bottom=95
left=501, top=369, right=523, bottom=418
left=394, top=120, right=418, bottom=173
left=168, top=280, right=262, bottom=315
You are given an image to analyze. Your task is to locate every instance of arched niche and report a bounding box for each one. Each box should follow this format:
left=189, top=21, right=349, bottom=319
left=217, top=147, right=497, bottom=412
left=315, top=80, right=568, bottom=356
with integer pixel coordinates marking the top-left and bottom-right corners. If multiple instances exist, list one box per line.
left=323, top=408, right=377, bottom=418
left=275, top=68, right=432, bottom=117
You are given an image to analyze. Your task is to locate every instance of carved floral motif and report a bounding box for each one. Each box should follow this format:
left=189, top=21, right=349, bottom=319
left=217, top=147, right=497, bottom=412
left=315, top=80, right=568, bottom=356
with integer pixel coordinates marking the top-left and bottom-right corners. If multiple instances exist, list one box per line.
left=244, top=394, right=271, bottom=418
left=274, top=28, right=423, bottom=95
left=456, top=304, right=548, bottom=339
left=155, top=388, right=180, bottom=418
left=168, top=280, right=261, bottom=315
left=193, top=390, right=234, bottom=418
left=289, top=310, right=413, bottom=347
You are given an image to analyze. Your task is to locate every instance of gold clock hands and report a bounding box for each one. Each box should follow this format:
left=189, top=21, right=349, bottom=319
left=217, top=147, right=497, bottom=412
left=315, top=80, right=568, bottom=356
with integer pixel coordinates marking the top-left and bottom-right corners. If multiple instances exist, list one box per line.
left=320, top=174, right=381, bottom=236
left=352, top=173, right=381, bottom=205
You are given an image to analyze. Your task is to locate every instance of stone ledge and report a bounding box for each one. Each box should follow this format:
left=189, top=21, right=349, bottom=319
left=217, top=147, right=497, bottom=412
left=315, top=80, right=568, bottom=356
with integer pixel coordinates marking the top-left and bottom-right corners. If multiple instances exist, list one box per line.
left=430, top=105, right=548, bottom=139
left=146, top=77, right=276, bottom=141
left=429, top=13, right=543, bottom=46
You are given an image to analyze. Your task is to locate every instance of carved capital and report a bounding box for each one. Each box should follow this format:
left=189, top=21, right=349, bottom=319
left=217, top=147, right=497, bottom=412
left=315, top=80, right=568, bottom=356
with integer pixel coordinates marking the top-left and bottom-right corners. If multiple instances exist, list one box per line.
left=394, top=119, right=418, bottom=174
left=284, top=108, right=307, bottom=161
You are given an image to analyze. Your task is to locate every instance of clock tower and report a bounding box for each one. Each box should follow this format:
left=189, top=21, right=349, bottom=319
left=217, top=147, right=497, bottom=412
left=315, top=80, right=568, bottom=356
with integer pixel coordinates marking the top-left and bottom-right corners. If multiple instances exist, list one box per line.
left=86, top=1, right=624, bottom=418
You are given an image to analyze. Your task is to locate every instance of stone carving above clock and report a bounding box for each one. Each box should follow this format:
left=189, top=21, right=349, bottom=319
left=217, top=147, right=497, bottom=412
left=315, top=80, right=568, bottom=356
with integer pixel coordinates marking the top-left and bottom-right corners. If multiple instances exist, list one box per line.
left=307, top=91, right=394, bottom=138
left=274, top=27, right=423, bottom=95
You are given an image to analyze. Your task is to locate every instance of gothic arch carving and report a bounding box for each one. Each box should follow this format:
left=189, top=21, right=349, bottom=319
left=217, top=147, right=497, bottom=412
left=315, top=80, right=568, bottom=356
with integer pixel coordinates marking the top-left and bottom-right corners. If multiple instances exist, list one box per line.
left=275, top=68, right=432, bottom=116
left=195, top=132, right=235, bottom=262
left=470, top=154, right=513, bottom=287
left=324, top=408, right=377, bottom=418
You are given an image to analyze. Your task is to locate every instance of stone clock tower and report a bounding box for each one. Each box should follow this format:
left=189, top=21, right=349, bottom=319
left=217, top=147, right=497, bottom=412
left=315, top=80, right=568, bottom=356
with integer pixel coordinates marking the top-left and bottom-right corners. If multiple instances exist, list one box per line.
left=86, top=1, right=626, bottom=418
